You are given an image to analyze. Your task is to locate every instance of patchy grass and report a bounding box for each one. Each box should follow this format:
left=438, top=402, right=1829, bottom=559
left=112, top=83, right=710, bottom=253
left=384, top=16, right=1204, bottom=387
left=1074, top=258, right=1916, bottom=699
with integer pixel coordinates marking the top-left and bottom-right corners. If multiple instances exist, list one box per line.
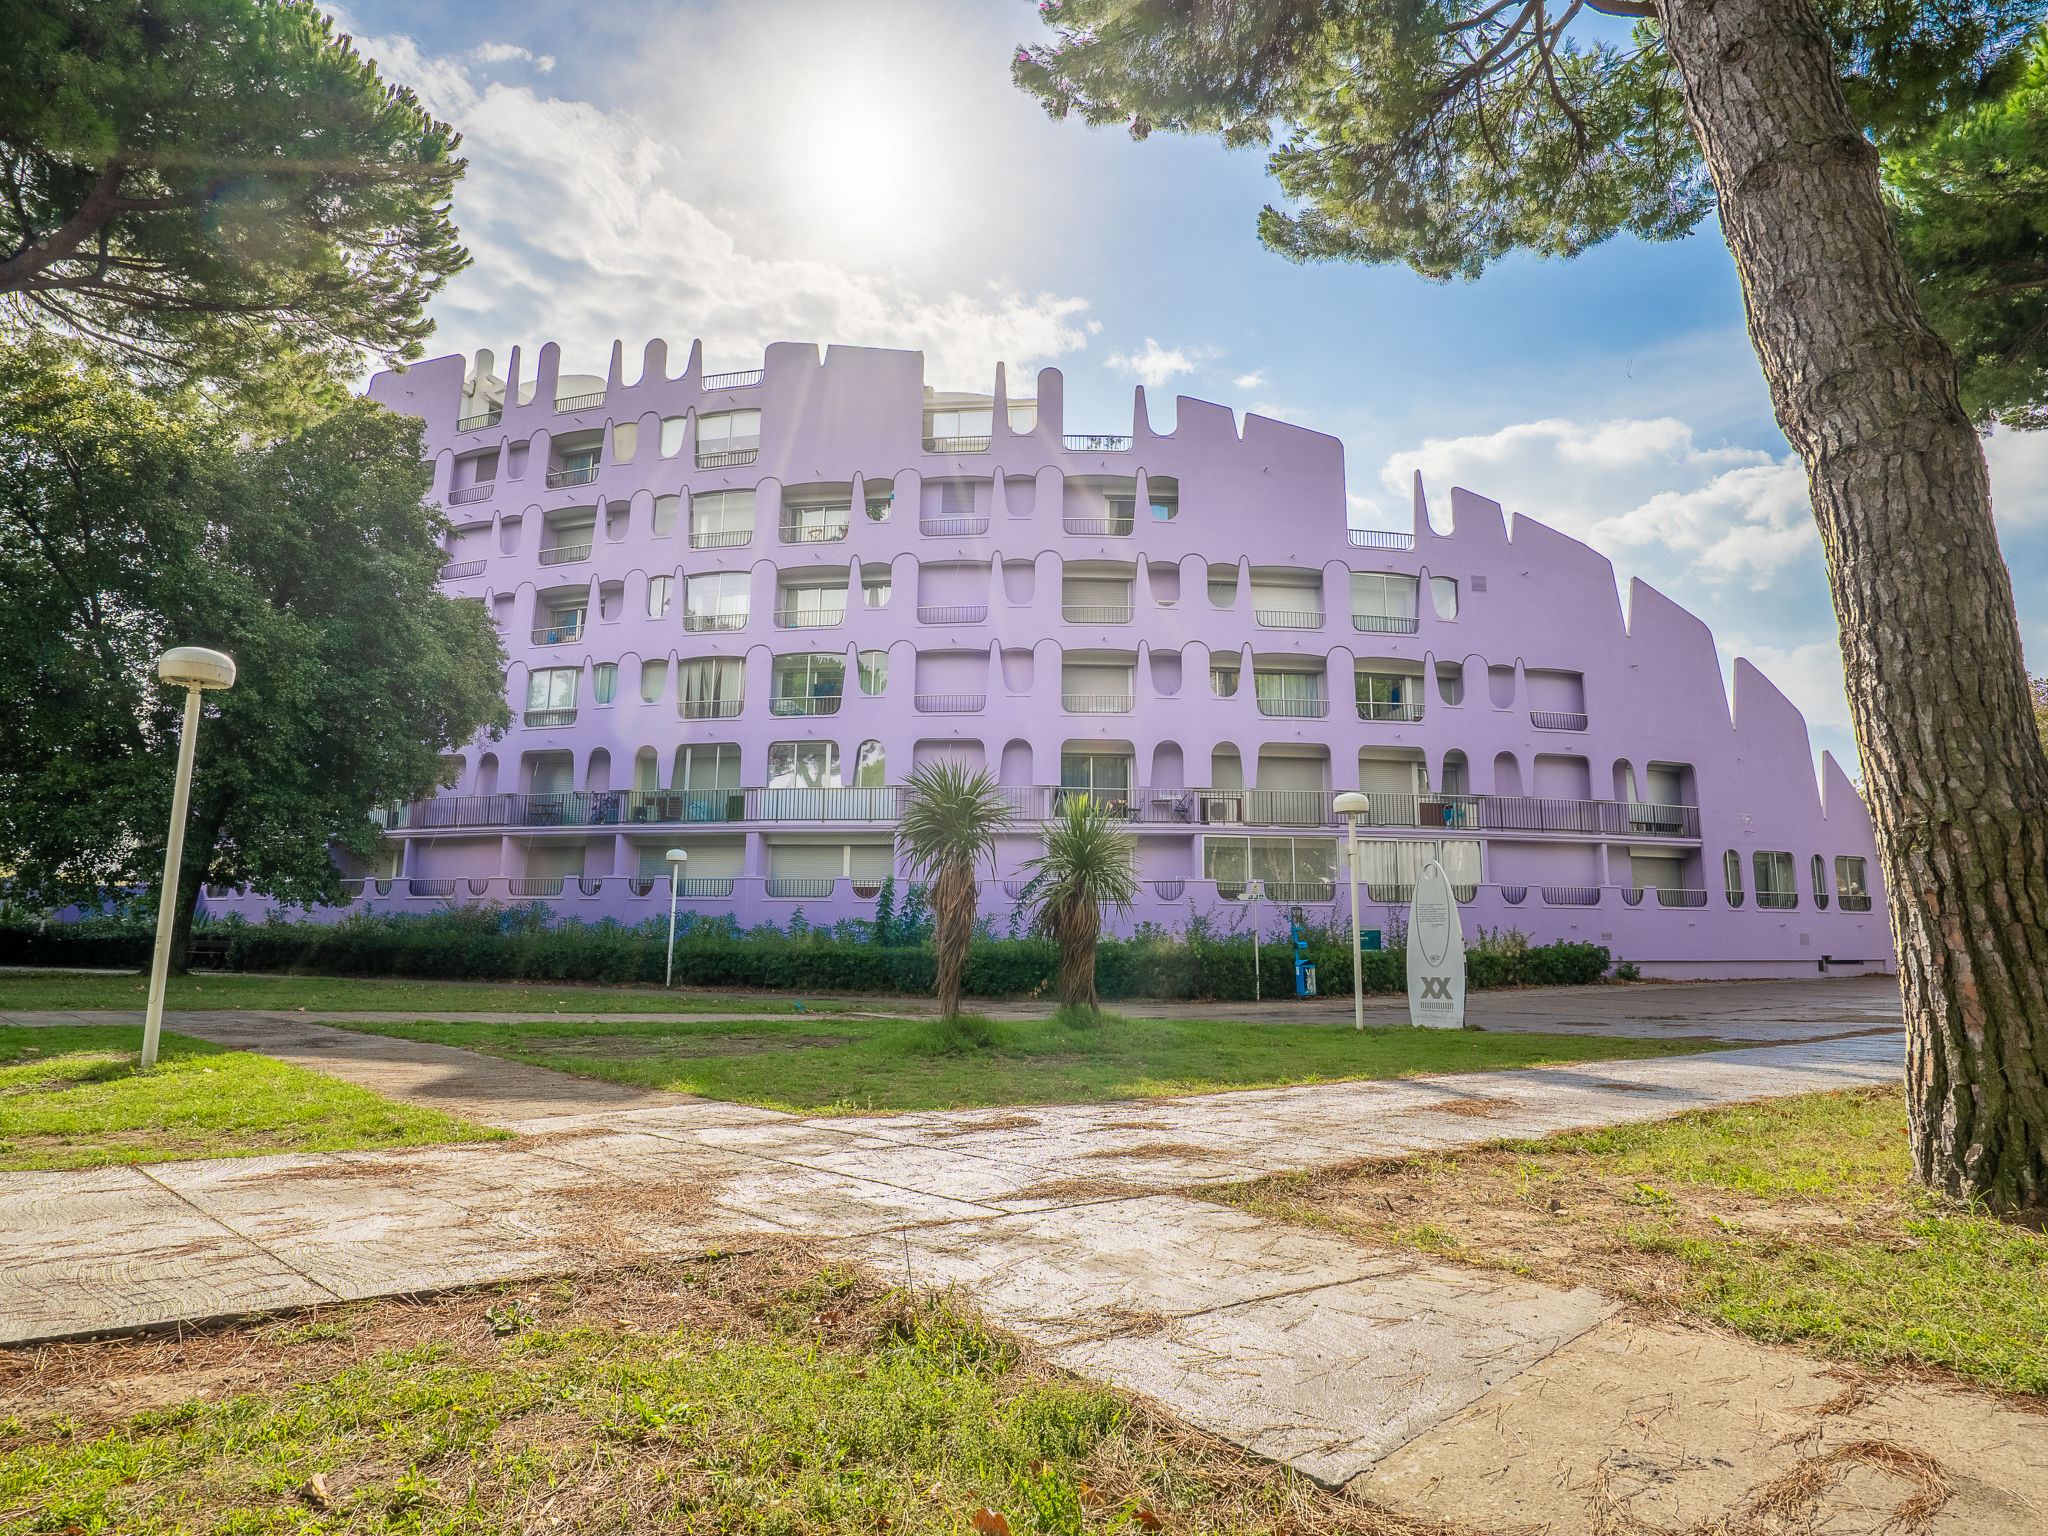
left=1214, top=1086, right=2048, bottom=1395
left=0, top=971, right=854, bottom=1014
left=329, top=1011, right=1729, bottom=1114
left=0, top=1027, right=505, bottom=1171
left=0, top=1247, right=1478, bottom=1536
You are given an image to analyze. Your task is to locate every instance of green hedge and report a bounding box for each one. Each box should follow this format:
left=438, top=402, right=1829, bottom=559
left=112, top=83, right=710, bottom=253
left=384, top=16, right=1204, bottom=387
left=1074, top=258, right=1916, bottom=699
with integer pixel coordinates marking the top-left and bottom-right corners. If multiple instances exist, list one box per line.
left=0, top=911, right=1611, bottom=1001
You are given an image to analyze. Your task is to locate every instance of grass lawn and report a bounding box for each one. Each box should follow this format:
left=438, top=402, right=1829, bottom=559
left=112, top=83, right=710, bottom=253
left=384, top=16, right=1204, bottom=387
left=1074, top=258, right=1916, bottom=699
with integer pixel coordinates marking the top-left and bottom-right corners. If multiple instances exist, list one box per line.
left=0, top=970, right=854, bottom=1014
left=1216, top=1086, right=2048, bottom=1395
left=0, top=1027, right=506, bottom=1171
left=327, top=1011, right=1731, bottom=1113
left=0, top=1250, right=1425, bottom=1536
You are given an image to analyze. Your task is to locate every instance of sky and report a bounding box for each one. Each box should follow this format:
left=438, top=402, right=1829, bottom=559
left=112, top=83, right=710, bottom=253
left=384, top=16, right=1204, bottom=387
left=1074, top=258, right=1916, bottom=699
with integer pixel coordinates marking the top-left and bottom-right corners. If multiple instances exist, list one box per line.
left=328, top=0, right=2048, bottom=775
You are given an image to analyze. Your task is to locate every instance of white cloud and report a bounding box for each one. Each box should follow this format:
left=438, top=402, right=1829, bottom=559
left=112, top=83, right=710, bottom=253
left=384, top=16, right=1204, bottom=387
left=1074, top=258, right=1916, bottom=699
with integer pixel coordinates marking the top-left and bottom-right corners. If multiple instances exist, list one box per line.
left=1381, top=417, right=1817, bottom=583
left=1986, top=425, right=2048, bottom=529
left=1717, top=638, right=1853, bottom=742
left=1233, top=370, right=1267, bottom=390
left=1106, top=338, right=1204, bottom=387
left=472, top=43, right=555, bottom=72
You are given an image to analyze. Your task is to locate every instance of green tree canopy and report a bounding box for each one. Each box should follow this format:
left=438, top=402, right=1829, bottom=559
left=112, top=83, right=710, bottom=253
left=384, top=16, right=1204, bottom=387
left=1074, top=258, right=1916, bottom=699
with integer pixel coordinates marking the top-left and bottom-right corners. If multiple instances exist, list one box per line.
left=0, top=0, right=468, bottom=421
left=0, top=342, right=508, bottom=954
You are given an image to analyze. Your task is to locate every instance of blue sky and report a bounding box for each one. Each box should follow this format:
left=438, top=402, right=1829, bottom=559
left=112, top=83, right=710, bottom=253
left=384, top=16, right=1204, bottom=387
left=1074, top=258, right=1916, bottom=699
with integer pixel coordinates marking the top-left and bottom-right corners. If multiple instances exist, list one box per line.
left=331, top=0, right=2048, bottom=773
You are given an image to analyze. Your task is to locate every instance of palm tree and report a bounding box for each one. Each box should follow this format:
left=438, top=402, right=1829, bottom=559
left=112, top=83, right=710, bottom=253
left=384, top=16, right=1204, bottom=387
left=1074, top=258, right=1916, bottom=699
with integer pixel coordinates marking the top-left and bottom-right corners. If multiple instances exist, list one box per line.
left=1023, top=792, right=1140, bottom=1017
left=896, top=762, right=1015, bottom=1019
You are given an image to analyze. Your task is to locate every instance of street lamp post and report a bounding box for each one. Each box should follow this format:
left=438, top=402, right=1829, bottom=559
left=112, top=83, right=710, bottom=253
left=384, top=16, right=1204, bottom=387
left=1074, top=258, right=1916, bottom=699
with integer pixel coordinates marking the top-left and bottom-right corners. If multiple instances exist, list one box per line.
left=141, top=647, right=237, bottom=1070
left=1333, top=792, right=1371, bottom=1031
left=664, top=848, right=689, bottom=987
left=1250, top=878, right=1265, bottom=1004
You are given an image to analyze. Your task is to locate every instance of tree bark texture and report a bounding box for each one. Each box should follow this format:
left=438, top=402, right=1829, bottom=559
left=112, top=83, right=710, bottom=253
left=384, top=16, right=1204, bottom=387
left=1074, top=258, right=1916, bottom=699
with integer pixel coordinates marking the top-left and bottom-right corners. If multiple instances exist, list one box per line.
left=1053, top=893, right=1102, bottom=1014
left=1660, top=0, right=2048, bottom=1208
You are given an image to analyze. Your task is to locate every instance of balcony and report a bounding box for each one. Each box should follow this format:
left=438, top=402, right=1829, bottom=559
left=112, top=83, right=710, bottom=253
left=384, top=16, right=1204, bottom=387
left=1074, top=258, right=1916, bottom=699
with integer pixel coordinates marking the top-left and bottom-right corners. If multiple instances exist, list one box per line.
left=1062, top=694, right=1134, bottom=714
left=448, top=483, right=494, bottom=506
left=1358, top=793, right=1479, bottom=830
left=1257, top=695, right=1330, bottom=718
left=919, top=515, right=989, bottom=536
left=1219, top=881, right=1336, bottom=904
left=753, top=787, right=899, bottom=821
left=770, top=695, right=842, bottom=716
left=1352, top=613, right=1419, bottom=635
left=683, top=611, right=747, bottom=632
left=1482, top=797, right=1700, bottom=839
left=1757, top=891, right=1799, bottom=910
left=774, top=606, right=845, bottom=630
left=456, top=408, right=502, bottom=432
left=680, top=698, right=743, bottom=719
left=1062, top=604, right=1133, bottom=624
left=538, top=542, right=592, bottom=566
left=1255, top=609, right=1324, bottom=629
left=766, top=876, right=837, bottom=899
left=1064, top=433, right=1132, bottom=452
left=689, top=527, right=752, bottom=550
left=554, top=390, right=605, bottom=413
left=779, top=518, right=849, bottom=545
left=1358, top=699, right=1425, bottom=722
left=1542, top=885, right=1602, bottom=906
left=696, top=446, right=759, bottom=469
left=1062, top=517, right=1134, bottom=537
left=545, top=464, right=599, bottom=489
left=530, top=620, right=585, bottom=645
left=1839, top=892, right=1874, bottom=912
left=509, top=877, right=564, bottom=897
left=923, top=435, right=990, bottom=453
left=524, top=708, right=578, bottom=728
left=916, top=604, right=987, bottom=625
left=914, top=693, right=986, bottom=713
left=1654, top=887, right=1709, bottom=908
left=439, top=559, right=486, bottom=581
left=407, top=878, right=456, bottom=898
left=702, top=368, right=763, bottom=389
left=1531, top=710, right=1590, bottom=731
left=1347, top=529, right=1417, bottom=550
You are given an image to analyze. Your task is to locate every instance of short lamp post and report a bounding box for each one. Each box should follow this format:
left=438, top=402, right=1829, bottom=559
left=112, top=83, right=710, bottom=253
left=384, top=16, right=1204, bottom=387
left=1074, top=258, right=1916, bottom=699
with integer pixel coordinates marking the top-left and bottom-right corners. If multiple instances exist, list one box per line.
left=664, top=848, right=689, bottom=987
left=1249, top=878, right=1265, bottom=1004
left=141, top=647, right=237, bottom=1069
left=1333, top=792, right=1371, bottom=1031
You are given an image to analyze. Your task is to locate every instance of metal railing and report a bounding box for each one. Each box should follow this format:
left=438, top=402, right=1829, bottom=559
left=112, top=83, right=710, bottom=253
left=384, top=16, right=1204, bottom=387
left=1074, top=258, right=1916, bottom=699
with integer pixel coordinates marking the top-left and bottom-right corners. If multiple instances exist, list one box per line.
left=1256, top=695, right=1330, bottom=717
left=524, top=708, right=578, bottom=728
left=1541, top=885, right=1602, bottom=906
left=1358, top=699, right=1425, bottom=722
left=509, top=877, right=564, bottom=897
left=1255, top=608, right=1324, bottom=629
left=1481, top=797, right=1700, bottom=839
left=918, top=515, right=989, bottom=536
left=689, top=526, right=753, bottom=549
left=766, top=877, right=836, bottom=899
left=678, top=876, right=737, bottom=896
left=1062, top=694, right=1134, bottom=713
left=545, top=464, right=599, bottom=488
left=440, top=560, right=486, bottom=581
left=696, top=446, right=759, bottom=469
left=1151, top=880, right=1187, bottom=900
left=1063, top=433, right=1132, bottom=452
left=538, top=542, right=592, bottom=566
left=769, top=695, right=842, bottom=716
left=1530, top=710, right=1590, bottom=731
left=1347, top=529, right=1416, bottom=549
left=683, top=611, right=746, bottom=632
left=1061, top=604, right=1133, bottom=623
left=530, top=621, right=584, bottom=644
left=702, top=368, right=763, bottom=389
left=1500, top=885, right=1528, bottom=905
left=1365, top=883, right=1414, bottom=904
left=680, top=698, right=744, bottom=719
left=778, top=518, right=850, bottom=544
left=1352, top=613, right=1419, bottom=634
left=1838, top=892, right=1874, bottom=912
left=752, top=787, right=898, bottom=821
left=914, top=693, right=985, bottom=713
left=456, top=408, right=502, bottom=432
left=1357, top=793, right=1479, bottom=830
left=407, top=878, right=456, bottom=898
left=448, top=483, right=495, bottom=505
left=774, top=606, right=846, bottom=629
left=1655, top=887, right=1709, bottom=908
left=1757, top=891, right=1799, bottom=910
left=1220, top=881, right=1336, bottom=904
left=1062, top=517, right=1134, bottom=537
left=916, top=604, right=987, bottom=624
left=923, top=435, right=990, bottom=453
left=554, top=391, right=605, bottom=413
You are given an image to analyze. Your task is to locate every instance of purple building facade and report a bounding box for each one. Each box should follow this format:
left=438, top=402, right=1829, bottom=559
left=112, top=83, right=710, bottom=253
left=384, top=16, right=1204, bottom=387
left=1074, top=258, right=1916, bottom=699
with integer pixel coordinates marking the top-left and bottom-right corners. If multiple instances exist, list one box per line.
left=203, top=337, right=1895, bottom=980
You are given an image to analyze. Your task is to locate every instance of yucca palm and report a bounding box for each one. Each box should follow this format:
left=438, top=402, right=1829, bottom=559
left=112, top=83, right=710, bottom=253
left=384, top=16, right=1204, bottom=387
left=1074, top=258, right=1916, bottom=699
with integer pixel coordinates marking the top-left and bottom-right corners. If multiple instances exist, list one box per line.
left=1023, top=793, right=1140, bottom=1016
left=896, top=762, right=1015, bottom=1018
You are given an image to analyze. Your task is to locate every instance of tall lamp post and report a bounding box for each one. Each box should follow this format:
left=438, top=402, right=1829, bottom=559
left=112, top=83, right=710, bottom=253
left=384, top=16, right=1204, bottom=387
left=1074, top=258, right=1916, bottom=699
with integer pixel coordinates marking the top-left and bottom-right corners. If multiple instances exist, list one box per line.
left=1333, top=792, right=1370, bottom=1031
left=664, top=848, right=689, bottom=987
left=141, top=647, right=237, bottom=1070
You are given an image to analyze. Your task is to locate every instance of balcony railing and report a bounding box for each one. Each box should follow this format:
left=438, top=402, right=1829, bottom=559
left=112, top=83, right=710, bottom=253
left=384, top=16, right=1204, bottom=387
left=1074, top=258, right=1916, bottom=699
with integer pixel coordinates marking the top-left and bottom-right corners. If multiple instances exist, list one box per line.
left=545, top=464, right=599, bottom=488
left=1220, top=881, right=1336, bottom=904
left=554, top=391, right=605, bottom=413
left=530, top=622, right=584, bottom=644
left=508, top=877, right=564, bottom=898
left=538, top=542, right=592, bottom=566
left=689, top=526, right=753, bottom=549
left=407, top=878, right=456, bottom=898
left=1482, top=797, right=1700, bottom=839
left=1357, top=793, right=1479, bottom=830
left=524, top=708, right=578, bottom=728
left=919, top=515, right=989, bottom=536
left=1358, top=699, right=1425, bottom=722
left=439, top=559, right=486, bottom=581
left=1151, top=879, right=1186, bottom=900
left=779, top=519, right=850, bottom=544
left=1256, top=695, right=1329, bottom=718
left=766, top=877, right=836, bottom=899
left=1531, top=710, right=1590, bottom=731
left=456, top=407, right=502, bottom=432
left=914, top=693, right=985, bottom=713
left=1838, top=892, right=1874, bottom=912
left=1500, top=885, right=1528, bottom=905
left=1255, top=608, right=1324, bottom=629
left=1062, top=517, right=1134, bottom=537
left=1062, top=604, right=1133, bottom=623
left=770, top=695, right=842, bottom=716
left=923, top=435, right=990, bottom=453
left=1352, top=613, right=1419, bottom=634
left=1757, top=891, right=1799, bottom=910
left=696, top=446, right=759, bottom=469
left=702, top=368, right=763, bottom=389
left=683, top=611, right=747, bottom=632
left=1063, top=694, right=1134, bottom=714
left=1347, top=529, right=1417, bottom=550
left=917, top=604, right=987, bottom=624
left=1654, top=887, right=1709, bottom=908
left=449, top=483, right=495, bottom=505
left=680, top=698, right=744, bottom=719
left=753, top=787, right=898, bottom=822
left=675, top=876, right=738, bottom=897
left=774, top=606, right=846, bottom=629
left=1064, top=433, right=1132, bottom=452
left=1542, top=885, right=1602, bottom=906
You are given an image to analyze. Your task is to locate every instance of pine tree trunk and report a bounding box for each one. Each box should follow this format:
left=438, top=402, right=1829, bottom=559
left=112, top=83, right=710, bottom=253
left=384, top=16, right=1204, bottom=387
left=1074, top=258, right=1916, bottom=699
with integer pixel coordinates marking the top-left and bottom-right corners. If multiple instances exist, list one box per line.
left=1660, top=0, right=2048, bottom=1210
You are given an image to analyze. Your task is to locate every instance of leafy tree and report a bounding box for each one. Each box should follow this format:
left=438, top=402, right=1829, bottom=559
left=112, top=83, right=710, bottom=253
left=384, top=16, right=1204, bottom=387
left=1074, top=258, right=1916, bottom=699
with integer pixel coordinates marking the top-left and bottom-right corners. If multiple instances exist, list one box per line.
left=0, top=342, right=508, bottom=968
left=1023, top=794, right=1141, bottom=1016
left=0, top=0, right=468, bottom=422
left=895, top=764, right=1015, bottom=1018
left=1016, top=0, right=2048, bottom=1211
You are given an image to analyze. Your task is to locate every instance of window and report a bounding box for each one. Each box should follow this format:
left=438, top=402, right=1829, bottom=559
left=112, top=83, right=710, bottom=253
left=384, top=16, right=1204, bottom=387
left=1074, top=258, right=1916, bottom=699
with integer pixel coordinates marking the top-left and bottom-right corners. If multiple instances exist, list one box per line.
left=592, top=663, right=617, bottom=705
left=1202, top=836, right=1339, bottom=899
left=781, top=500, right=851, bottom=543
left=862, top=564, right=892, bottom=608
left=696, top=409, right=761, bottom=465
left=777, top=579, right=847, bottom=625
left=690, top=489, right=756, bottom=547
left=926, top=407, right=992, bottom=440
left=854, top=739, right=886, bottom=787
left=768, top=740, right=840, bottom=788
left=866, top=491, right=893, bottom=522
left=1210, top=662, right=1239, bottom=698
left=1357, top=670, right=1420, bottom=719
left=939, top=481, right=978, bottom=518
left=1008, top=403, right=1037, bottom=433
left=558, top=443, right=600, bottom=476
left=1254, top=669, right=1323, bottom=709
left=1100, top=496, right=1140, bottom=534
left=1207, top=564, right=1238, bottom=606
left=659, top=416, right=688, bottom=458
left=1437, top=662, right=1464, bottom=705
left=1351, top=572, right=1420, bottom=630
left=462, top=449, right=499, bottom=484
left=1149, top=493, right=1177, bottom=521
left=647, top=575, right=673, bottom=617
left=1060, top=753, right=1131, bottom=807
left=640, top=659, right=668, bottom=703
left=612, top=422, right=637, bottom=463
left=652, top=494, right=679, bottom=537
left=527, top=667, right=578, bottom=712
left=1836, top=856, right=1872, bottom=910
left=1431, top=576, right=1459, bottom=620
left=1723, top=849, right=1745, bottom=908
left=771, top=652, right=845, bottom=706
left=685, top=571, right=750, bottom=629
left=679, top=657, right=744, bottom=717
left=676, top=742, right=741, bottom=789
left=1811, top=853, right=1830, bottom=910
left=858, top=649, right=889, bottom=695
left=1754, top=850, right=1797, bottom=909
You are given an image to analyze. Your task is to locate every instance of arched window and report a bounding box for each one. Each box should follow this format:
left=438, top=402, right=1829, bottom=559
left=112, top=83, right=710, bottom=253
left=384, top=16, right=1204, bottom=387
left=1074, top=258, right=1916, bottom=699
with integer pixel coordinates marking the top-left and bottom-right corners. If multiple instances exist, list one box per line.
left=855, top=740, right=886, bottom=787
left=1811, top=853, right=1830, bottom=910
left=1723, top=849, right=1745, bottom=908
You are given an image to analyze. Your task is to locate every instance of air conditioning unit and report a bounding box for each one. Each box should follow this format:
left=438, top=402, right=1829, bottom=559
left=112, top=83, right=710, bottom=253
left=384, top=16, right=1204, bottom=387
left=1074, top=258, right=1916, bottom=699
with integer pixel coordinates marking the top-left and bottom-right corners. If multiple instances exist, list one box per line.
left=1201, top=794, right=1242, bottom=824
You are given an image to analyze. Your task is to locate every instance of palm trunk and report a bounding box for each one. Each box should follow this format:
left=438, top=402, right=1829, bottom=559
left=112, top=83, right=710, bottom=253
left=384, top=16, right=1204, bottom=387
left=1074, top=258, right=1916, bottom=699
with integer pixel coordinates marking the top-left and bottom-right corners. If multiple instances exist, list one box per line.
left=1661, top=0, right=2048, bottom=1209
left=1055, top=892, right=1100, bottom=1013
left=931, top=862, right=978, bottom=1019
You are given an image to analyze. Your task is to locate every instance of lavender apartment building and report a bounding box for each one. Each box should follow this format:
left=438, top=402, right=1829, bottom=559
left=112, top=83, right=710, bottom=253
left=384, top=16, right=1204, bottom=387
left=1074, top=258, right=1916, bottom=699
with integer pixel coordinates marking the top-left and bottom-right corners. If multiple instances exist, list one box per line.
left=204, top=336, right=1895, bottom=979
